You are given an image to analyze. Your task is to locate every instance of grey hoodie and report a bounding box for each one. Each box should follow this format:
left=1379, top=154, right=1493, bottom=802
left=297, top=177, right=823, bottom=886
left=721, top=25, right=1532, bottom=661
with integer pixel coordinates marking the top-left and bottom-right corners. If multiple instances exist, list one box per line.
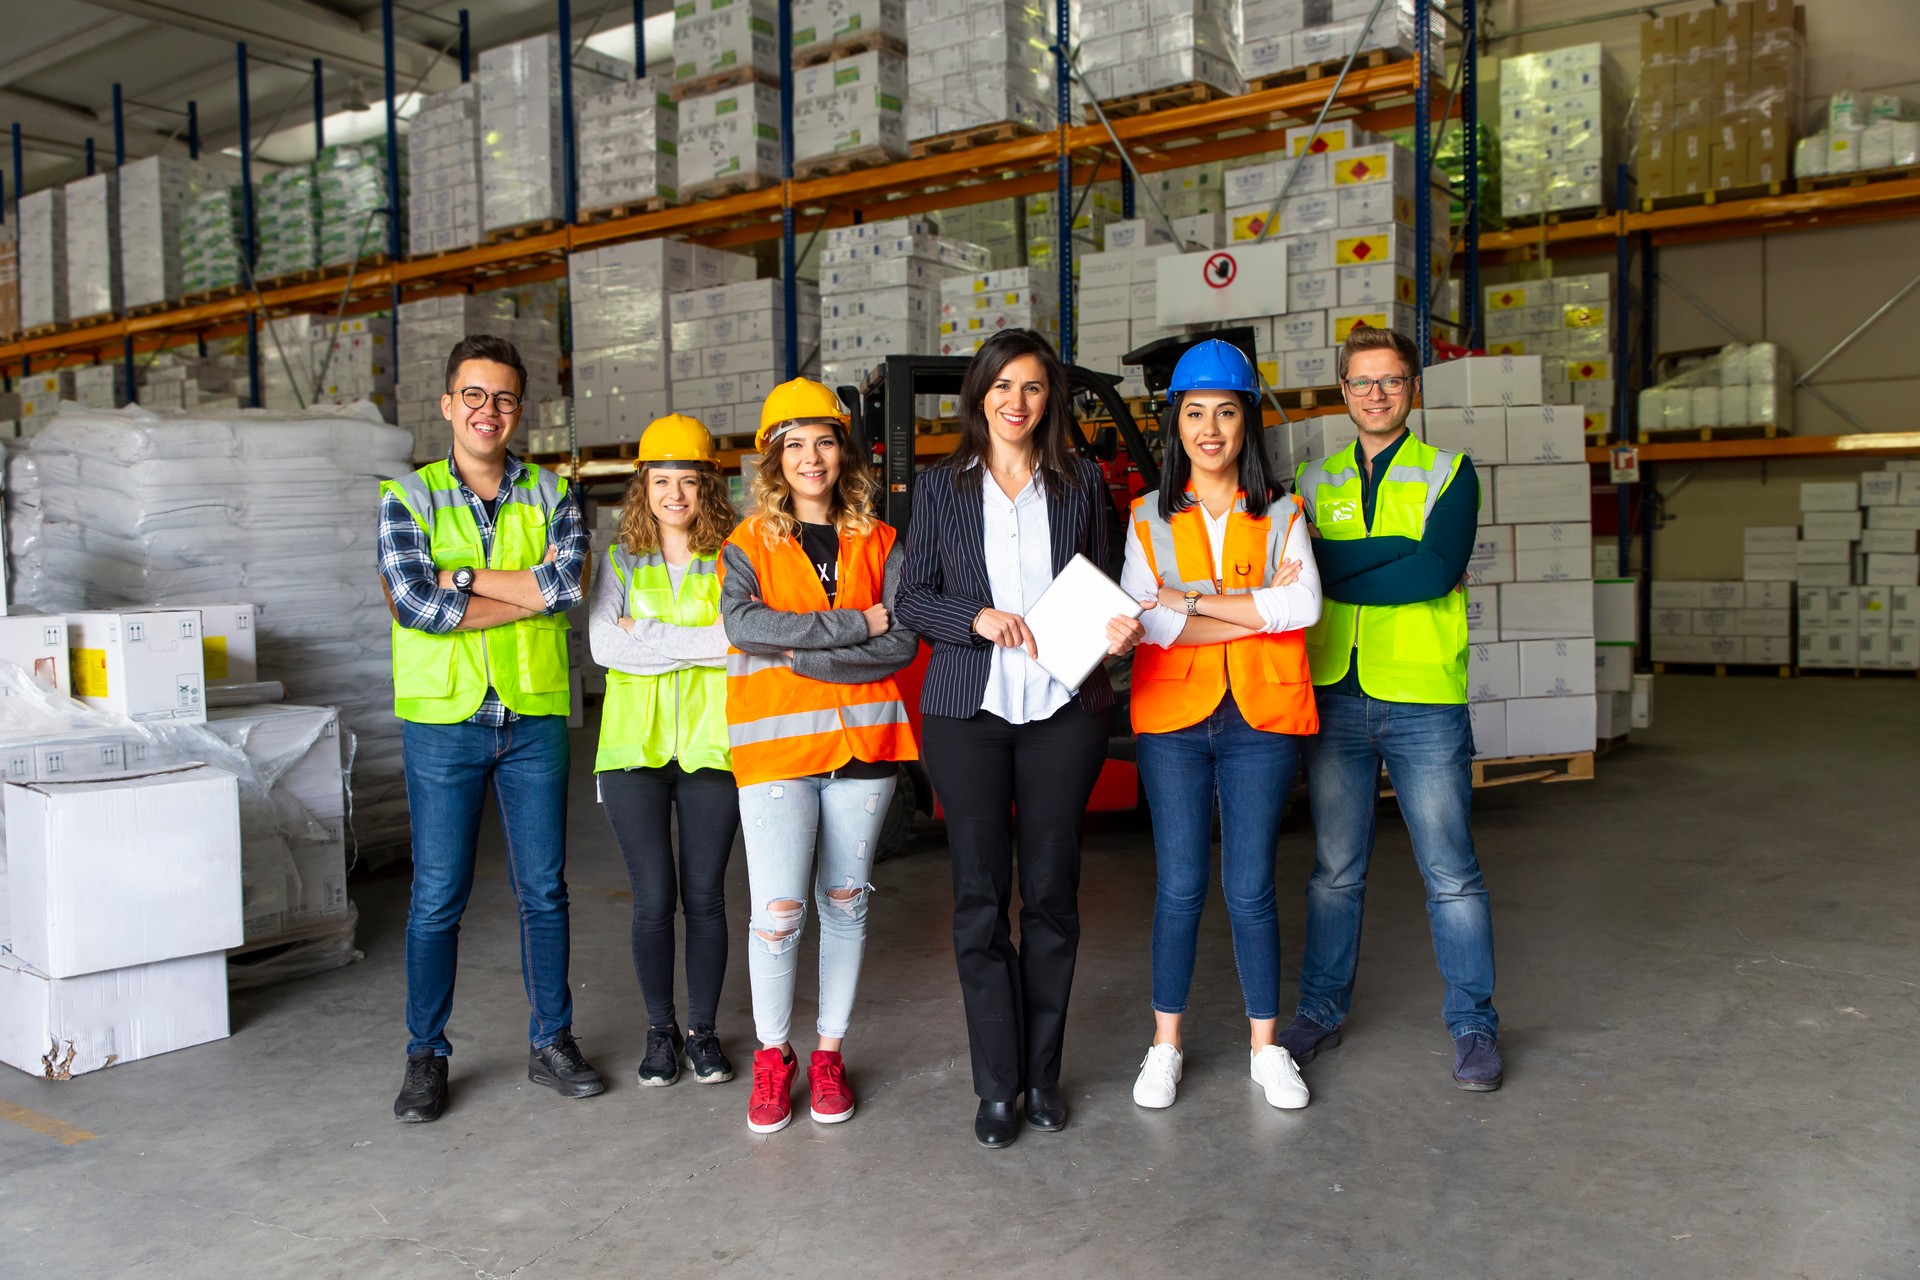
left=719, top=537, right=920, bottom=684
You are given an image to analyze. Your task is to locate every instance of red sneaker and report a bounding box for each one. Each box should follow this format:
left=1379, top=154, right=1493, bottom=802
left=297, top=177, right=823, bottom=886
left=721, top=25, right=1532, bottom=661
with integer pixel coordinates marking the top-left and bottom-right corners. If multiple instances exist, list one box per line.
left=808, top=1049, right=856, bottom=1124
left=747, top=1047, right=797, bottom=1134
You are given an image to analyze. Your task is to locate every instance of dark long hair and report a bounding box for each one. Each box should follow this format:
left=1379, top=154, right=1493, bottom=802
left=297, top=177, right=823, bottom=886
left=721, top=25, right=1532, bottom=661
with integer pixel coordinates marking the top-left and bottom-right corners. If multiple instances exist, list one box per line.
left=944, top=328, right=1079, bottom=497
left=1158, top=389, right=1276, bottom=522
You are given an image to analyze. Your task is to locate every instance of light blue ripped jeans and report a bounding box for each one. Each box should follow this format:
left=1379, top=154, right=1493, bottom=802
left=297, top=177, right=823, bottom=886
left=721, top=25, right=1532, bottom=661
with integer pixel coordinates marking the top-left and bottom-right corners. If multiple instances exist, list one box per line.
left=738, top=772, right=896, bottom=1047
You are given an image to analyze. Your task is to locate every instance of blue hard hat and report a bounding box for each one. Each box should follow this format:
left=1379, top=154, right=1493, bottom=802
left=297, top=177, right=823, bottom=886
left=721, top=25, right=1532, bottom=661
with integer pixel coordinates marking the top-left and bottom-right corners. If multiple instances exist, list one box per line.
left=1168, top=338, right=1259, bottom=395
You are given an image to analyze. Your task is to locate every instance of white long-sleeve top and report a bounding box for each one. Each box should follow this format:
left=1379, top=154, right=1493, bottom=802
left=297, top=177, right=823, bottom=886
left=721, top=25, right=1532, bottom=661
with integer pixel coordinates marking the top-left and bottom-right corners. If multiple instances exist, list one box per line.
left=586, top=555, right=730, bottom=677
left=1120, top=500, right=1323, bottom=649
left=978, top=470, right=1074, bottom=723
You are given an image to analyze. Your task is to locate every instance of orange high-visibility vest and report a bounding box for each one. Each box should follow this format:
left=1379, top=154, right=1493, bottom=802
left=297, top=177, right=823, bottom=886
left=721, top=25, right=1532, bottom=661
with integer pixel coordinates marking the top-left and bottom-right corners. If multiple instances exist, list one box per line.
left=1129, top=488, right=1318, bottom=737
left=720, top=515, right=918, bottom=787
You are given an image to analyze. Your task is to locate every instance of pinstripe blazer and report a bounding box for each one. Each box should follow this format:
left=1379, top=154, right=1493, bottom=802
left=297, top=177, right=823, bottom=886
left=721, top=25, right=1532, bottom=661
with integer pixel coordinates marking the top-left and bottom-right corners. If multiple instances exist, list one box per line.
left=896, top=456, right=1116, bottom=718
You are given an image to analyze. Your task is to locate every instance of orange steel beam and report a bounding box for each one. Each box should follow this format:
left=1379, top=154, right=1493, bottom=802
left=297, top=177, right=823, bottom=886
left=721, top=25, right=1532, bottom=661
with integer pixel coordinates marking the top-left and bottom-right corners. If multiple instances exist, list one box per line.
left=1583, top=431, right=1920, bottom=464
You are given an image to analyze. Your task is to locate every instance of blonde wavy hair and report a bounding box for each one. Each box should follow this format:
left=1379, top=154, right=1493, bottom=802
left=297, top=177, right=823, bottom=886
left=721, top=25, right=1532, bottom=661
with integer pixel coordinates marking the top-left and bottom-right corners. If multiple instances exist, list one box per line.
left=616, top=464, right=738, bottom=558
left=748, top=418, right=879, bottom=544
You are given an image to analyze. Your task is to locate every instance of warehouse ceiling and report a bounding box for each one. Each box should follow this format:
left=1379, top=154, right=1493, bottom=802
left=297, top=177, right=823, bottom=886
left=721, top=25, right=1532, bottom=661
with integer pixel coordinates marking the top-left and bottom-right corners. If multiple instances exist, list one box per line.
left=0, top=0, right=670, bottom=201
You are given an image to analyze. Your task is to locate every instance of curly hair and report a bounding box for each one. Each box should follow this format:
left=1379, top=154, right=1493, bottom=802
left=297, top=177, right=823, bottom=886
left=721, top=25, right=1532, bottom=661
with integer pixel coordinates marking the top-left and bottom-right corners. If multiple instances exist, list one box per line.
left=748, top=418, right=879, bottom=545
left=616, top=464, right=738, bottom=558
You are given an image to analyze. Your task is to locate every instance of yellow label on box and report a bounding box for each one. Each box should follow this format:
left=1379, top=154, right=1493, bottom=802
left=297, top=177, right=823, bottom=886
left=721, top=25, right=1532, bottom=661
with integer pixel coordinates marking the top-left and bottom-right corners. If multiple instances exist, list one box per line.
left=1230, top=212, right=1274, bottom=242
left=1333, top=155, right=1389, bottom=186
left=73, top=648, right=108, bottom=698
left=1394, top=274, right=1417, bottom=305
left=1564, top=304, right=1607, bottom=328
left=1291, top=125, right=1353, bottom=156
left=1584, top=408, right=1611, bottom=435
left=1336, top=233, right=1390, bottom=265
left=1569, top=358, right=1611, bottom=380
left=1333, top=311, right=1389, bottom=341
left=1257, top=359, right=1282, bottom=387
left=1488, top=340, right=1530, bottom=356
left=1486, top=286, right=1529, bottom=311
left=203, top=636, right=229, bottom=682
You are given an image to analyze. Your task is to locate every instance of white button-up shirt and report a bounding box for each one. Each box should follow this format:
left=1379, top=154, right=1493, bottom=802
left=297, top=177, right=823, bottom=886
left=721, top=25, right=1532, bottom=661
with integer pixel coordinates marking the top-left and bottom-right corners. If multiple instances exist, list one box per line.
left=979, top=470, right=1074, bottom=724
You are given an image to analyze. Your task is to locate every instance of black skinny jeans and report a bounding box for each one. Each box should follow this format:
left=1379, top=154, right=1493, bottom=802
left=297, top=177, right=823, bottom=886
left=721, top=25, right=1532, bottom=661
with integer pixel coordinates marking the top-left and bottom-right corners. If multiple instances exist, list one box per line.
left=599, top=762, right=740, bottom=1030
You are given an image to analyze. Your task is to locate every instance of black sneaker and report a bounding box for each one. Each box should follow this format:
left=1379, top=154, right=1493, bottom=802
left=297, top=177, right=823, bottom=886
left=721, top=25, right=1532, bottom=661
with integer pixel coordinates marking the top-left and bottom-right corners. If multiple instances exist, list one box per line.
left=529, top=1029, right=607, bottom=1099
left=394, top=1050, right=448, bottom=1123
left=638, top=1025, right=684, bottom=1087
left=1276, top=1014, right=1342, bottom=1066
left=685, top=1026, right=734, bottom=1084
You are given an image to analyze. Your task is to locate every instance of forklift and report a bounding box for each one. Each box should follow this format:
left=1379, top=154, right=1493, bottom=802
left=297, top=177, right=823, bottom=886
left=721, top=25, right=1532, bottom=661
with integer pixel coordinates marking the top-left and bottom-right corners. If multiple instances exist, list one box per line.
left=835, top=327, right=1260, bottom=843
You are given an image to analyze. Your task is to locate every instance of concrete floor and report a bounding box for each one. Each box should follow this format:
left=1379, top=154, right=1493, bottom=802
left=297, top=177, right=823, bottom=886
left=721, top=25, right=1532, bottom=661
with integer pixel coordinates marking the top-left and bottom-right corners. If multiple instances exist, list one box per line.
left=2, top=675, right=1916, bottom=1278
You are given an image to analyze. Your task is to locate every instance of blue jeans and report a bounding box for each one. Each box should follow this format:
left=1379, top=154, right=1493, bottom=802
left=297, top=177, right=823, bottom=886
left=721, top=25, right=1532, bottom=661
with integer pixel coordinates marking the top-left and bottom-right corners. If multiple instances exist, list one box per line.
left=402, top=715, right=574, bottom=1057
left=1138, top=695, right=1299, bottom=1021
left=1298, top=692, right=1497, bottom=1039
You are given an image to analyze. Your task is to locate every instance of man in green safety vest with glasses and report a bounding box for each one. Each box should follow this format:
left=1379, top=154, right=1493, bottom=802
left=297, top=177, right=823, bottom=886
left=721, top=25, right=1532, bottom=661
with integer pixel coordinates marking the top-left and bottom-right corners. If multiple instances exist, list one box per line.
left=1282, top=325, right=1503, bottom=1093
left=377, top=333, right=604, bottom=1123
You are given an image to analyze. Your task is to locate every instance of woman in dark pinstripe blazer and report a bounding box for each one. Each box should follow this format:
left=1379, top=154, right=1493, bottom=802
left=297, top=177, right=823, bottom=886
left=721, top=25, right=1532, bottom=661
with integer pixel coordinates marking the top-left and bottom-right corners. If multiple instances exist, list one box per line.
left=896, top=328, right=1144, bottom=1149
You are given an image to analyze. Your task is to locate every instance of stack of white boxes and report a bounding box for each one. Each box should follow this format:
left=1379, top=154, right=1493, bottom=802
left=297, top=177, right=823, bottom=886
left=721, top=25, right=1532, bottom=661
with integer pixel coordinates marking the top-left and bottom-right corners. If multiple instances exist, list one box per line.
left=668, top=277, right=821, bottom=440
left=1416, top=357, right=1598, bottom=759
left=819, top=219, right=981, bottom=394
left=1020, top=183, right=1123, bottom=279
left=578, top=82, right=679, bottom=213
left=1483, top=274, right=1615, bottom=437
left=180, top=183, right=244, bottom=294
left=677, top=81, right=784, bottom=197
left=406, top=84, right=484, bottom=255
left=1242, top=0, right=1439, bottom=82
left=258, top=315, right=395, bottom=421
left=479, top=34, right=626, bottom=233
left=1497, top=43, right=1622, bottom=221
left=1077, top=0, right=1245, bottom=104
left=394, top=293, right=518, bottom=457
left=939, top=266, right=1059, bottom=359
left=673, top=0, right=780, bottom=85
left=255, top=164, right=318, bottom=279
left=1796, top=465, right=1920, bottom=670
left=0, top=228, right=17, bottom=338
left=906, top=0, right=1057, bottom=143
left=1591, top=575, right=1642, bottom=740
left=794, top=49, right=910, bottom=168
left=1800, top=584, right=1920, bottom=671
left=315, top=141, right=402, bottom=267
left=71, top=364, right=125, bottom=410
left=119, top=157, right=225, bottom=309
left=18, top=188, right=67, bottom=330
left=14, top=370, right=73, bottom=438
left=793, top=0, right=907, bottom=57
left=1648, top=579, right=1794, bottom=667
left=1076, top=225, right=1181, bottom=394
left=63, top=173, right=120, bottom=321
left=1637, top=341, right=1794, bottom=437
left=132, top=348, right=249, bottom=413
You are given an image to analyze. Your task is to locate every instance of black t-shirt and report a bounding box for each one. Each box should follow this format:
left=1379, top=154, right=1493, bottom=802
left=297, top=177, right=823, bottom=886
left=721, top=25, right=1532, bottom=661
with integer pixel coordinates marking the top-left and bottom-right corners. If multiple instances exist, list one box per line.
left=799, top=521, right=839, bottom=604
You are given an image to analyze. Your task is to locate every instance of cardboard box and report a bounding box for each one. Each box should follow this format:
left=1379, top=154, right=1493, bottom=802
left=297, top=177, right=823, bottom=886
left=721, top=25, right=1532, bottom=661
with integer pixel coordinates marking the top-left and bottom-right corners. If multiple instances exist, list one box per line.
left=1859, top=472, right=1900, bottom=507
left=1505, top=695, right=1597, bottom=756
left=1748, top=635, right=1793, bottom=665
left=1467, top=641, right=1521, bottom=703
left=1515, top=539, right=1592, bottom=583
left=1504, top=405, right=1584, bottom=464
left=1421, top=355, right=1543, bottom=408
left=1595, top=690, right=1632, bottom=740
left=1867, top=553, right=1920, bottom=585
left=3, top=766, right=243, bottom=978
left=1500, top=581, right=1594, bottom=641
left=1798, top=480, right=1858, bottom=512
left=1468, top=698, right=1507, bottom=760
left=1595, top=642, right=1634, bottom=692
left=0, top=616, right=72, bottom=696
left=205, top=704, right=346, bottom=820
left=196, top=603, right=258, bottom=684
left=1421, top=406, right=1507, bottom=466
left=66, top=610, right=207, bottom=724
left=1743, top=552, right=1798, bottom=582
left=1593, top=578, right=1637, bottom=643
left=1744, top=525, right=1798, bottom=551
left=1494, top=464, right=1589, bottom=524
left=1468, top=525, right=1516, bottom=586
left=1744, top=581, right=1794, bottom=609
left=1466, top=584, right=1499, bottom=641
left=1650, top=581, right=1705, bottom=609
left=0, top=950, right=230, bottom=1079
left=1518, top=637, right=1596, bottom=697
left=1802, top=510, right=1862, bottom=542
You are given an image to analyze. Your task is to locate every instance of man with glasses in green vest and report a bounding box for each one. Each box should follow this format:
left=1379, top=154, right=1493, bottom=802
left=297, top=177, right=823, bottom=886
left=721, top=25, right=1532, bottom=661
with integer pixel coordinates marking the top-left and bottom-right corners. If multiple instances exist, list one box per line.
left=1282, top=325, right=1502, bottom=1092
left=377, top=334, right=603, bottom=1122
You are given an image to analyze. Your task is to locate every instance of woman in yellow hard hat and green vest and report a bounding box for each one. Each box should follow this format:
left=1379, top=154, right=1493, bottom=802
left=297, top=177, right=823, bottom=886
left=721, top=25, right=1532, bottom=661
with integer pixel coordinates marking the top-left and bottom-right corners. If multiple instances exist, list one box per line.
left=718, top=377, right=920, bottom=1136
left=590, top=413, right=741, bottom=1090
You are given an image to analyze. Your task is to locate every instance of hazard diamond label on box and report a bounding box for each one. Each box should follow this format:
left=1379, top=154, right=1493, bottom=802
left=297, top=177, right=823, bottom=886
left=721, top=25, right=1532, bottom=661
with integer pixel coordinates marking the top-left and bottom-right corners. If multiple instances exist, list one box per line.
left=1571, top=360, right=1610, bottom=380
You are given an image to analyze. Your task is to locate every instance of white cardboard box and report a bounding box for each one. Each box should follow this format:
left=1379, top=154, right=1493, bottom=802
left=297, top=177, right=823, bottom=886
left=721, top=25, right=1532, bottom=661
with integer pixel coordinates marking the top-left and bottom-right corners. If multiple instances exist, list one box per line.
left=1466, top=585, right=1499, bottom=641
left=1593, top=579, right=1636, bottom=643
left=1650, top=581, right=1704, bottom=609
left=1468, top=526, right=1516, bottom=586
left=3, top=766, right=243, bottom=978
left=1802, top=510, right=1863, bottom=542
left=1798, top=481, right=1858, bottom=512
left=1467, top=641, right=1521, bottom=703
left=1744, top=525, right=1798, bottom=551
left=0, top=616, right=72, bottom=696
left=1515, top=544, right=1592, bottom=583
left=66, top=610, right=207, bottom=724
left=1743, top=552, right=1799, bottom=582
left=1744, top=581, right=1794, bottom=609
left=1493, top=464, right=1589, bottom=524
left=1421, top=355, right=1543, bottom=408
left=1504, top=404, right=1584, bottom=464
left=1499, top=581, right=1594, bottom=640
left=196, top=603, right=258, bottom=684
left=1866, top=552, right=1920, bottom=585
left=1468, top=698, right=1508, bottom=760
left=205, top=704, right=345, bottom=820
left=1595, top=642, right=1634, bottom=692
left=1630, top=672, right=1653, bottom=728
left=1595, top=690, right=1631, bottom=740
left=0, top=950, right=229, bottom=1079
left=1420, top=406, right=1508, bottom=466
left=1505, top=695, right=1596, bottom=756
left=1518, top=637, right=1596, bottom=697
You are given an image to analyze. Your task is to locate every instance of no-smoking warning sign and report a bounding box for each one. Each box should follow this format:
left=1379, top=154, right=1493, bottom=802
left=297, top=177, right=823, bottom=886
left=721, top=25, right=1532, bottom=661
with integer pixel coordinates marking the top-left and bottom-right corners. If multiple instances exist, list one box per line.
left=1156, top=240, right=1289, bottom=326
left=1204, top=252, right=1237, bottom=288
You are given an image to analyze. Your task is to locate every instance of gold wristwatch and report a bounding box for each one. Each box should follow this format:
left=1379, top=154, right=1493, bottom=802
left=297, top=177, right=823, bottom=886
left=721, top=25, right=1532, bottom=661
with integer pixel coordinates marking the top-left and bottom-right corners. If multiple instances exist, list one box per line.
left=1184, top=591, right=1202, bottom=616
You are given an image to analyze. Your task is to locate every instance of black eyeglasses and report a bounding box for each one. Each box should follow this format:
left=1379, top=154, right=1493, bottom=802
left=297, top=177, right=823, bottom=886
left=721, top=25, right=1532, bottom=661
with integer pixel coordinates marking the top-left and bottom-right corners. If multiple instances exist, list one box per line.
left=459, top=386, right=522, bottom=413
left=1342, top=375, right=1412, bottom=396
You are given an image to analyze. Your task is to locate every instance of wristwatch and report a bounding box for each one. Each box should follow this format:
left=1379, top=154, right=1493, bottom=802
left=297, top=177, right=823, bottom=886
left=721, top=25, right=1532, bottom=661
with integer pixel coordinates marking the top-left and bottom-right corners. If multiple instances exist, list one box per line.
left=451, top=567, right=476, bottom=594
left=1184, top=590, right=1202, bottom=616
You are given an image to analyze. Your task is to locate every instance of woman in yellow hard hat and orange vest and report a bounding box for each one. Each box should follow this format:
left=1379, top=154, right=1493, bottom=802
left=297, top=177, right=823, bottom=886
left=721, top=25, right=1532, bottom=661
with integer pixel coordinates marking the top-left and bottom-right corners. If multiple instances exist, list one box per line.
left=717, top=377, right=920, bottom=1136
left=589, top=413, right=741, bottom=1091
left=1118, top=339, right=1324, bottom=1115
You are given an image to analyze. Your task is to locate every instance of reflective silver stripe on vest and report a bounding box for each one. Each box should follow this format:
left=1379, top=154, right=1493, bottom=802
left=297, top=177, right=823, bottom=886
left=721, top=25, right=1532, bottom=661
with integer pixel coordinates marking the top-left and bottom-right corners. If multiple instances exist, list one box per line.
left=840, top=700, right=910, bottom=730
left=389, top=471, right=435, bottom=525
left=1140, top=495, right=1283, bottom=595
left=683, top=556, right=718, bottom=576
left=529, top=466, right=565, bottom=512
left=727, top=706, right=844, bottom=746
left=726, top=652, right=792, bottom=676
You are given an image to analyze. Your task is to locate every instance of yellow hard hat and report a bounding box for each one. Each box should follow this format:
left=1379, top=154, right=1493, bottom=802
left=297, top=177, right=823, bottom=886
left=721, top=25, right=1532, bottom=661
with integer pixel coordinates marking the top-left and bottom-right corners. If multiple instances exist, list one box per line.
left=756, top=377, right=849, bottom=451
left=636, top=413, right=716, bottom=466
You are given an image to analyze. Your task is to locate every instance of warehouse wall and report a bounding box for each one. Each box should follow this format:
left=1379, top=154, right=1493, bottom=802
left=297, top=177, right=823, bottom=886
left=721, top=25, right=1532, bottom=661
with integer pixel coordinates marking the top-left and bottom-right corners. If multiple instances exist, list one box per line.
left=1476, top=1, right=1920, bottom=579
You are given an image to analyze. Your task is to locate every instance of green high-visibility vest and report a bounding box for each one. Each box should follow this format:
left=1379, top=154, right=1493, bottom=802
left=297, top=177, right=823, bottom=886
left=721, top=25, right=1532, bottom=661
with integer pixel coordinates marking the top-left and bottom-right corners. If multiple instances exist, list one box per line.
left=1295, top=435, right=1471, bottom=704
left=383, top=459, right=573, bottom=723
left=593, top=545, right=732, bottom=774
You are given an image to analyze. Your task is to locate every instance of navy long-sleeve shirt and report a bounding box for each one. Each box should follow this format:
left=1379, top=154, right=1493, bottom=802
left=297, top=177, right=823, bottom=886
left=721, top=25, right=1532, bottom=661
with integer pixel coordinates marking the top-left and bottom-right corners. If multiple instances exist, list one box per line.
left=1307, top=431, right=1479, bottom=695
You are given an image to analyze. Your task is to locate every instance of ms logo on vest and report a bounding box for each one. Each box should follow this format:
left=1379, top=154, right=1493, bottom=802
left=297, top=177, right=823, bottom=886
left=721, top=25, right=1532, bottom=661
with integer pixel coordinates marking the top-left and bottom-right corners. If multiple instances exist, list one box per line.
left=1323, top=499, right=1360, bottom=524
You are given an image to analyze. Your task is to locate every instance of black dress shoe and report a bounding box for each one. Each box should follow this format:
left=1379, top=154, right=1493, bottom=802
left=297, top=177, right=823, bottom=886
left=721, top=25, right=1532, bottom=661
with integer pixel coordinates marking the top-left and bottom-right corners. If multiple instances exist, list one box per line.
left=529, top=1029, right=607, bottom=1099
left=1024, top=1086, right=1066, bottom=1132
left=974, top=1099, right=1019, bottom=1148
left=394, top=1050, right=448, bottom=1123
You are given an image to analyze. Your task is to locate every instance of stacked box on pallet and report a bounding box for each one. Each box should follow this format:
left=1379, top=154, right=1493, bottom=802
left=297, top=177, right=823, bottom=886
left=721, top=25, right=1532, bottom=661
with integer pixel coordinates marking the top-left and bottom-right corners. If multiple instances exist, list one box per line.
left=1590, top=576, right=1639, bottom=739
left=938, top=200, right=1024, bottom=269
left=1800, top=584, right=1920, bottom=671
left=1022, top=182, right=1123, bottom=279
left=119, top=157, right=227, bottom=309
left=906, top=0, right=1057, bottom=143
left=1243, top=0, right=1438, bottom=82
left=1640, top=2, right=1804, bottom=198
left=668, top=276, right=820, bottom=444
left=578, top=82, right=678, bottom=214
left=394, top=293, right=518, bottom=457
left=16, top=371, right=73, bottom=438
left=256, top=164, right=319, bottom=279
left=793, top=49, right=909, bottom=168
left=1076, top=224, right=1178, bottom=396
left=939, top=265, right=1058, bottom=361
left=674, top=0, right=780, bottom=85
left=0, top=229, right=17, bottom=336
left=678, top=81, right=783, bottom=196
left=819, top=220, right=984, bottom=413
left=1079, top=0, right=1244, bottom=104
left=317, top=140, right=404, bottom=267
left=71, top=364, right=126, bottom=410
left=793, top=0, right=906, bottom=55
left=63, top=173, right=119, bottom=321
left=1497, top=43, right=1623, bottom=221
left=479, top=34, right=626, bottom=233
left=19, top=188, right=67, bottom=330
left=132, top=347, right=248, bottom=414
left=180, top=184, right=245, bottom=294
left=1648, top=579, right=1794, bottom=667
left=406, top=83, right=483, bottom=256
left=1483, top=273, right=1614, bottom=436
left=1635, top=341, right=1792, bottom=437
left=1797, top=90, right=1919, bottom=180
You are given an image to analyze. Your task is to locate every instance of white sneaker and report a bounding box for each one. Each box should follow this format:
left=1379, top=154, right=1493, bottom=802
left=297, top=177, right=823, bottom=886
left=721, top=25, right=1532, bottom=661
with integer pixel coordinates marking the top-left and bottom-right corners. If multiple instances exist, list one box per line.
left=1251, top=1045, right=1310, bottom=1110
left=1132, top=1043, right=1183, bottom=1109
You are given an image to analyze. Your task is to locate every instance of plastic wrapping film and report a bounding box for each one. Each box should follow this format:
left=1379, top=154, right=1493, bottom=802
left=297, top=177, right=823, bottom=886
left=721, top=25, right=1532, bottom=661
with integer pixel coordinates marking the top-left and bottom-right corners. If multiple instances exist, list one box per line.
left=18, top=187, right=67, bottom=330
left=63, top=173, right=119, bottom=321
left=906, top=0, right=1058, bottom=142
left=578, top=83, right=679, bottom=212
left=1636, top=341, right=1793, bottom=434
left=792, top=50, right=909, bottom=166
left=478, top=34, right=626, bottom=232
left=7, top=401, right=416, bottom=862
left=316, top=140, right=405, bottom=268
left=1795, top=91, right=1918, bottom=178
left=1633, top=9, right=1805, bottom=200
left=255, top=165, right=320, bottom=278
left=406, top=83, right=485, bottom=257
left=180, top=184, right=245, bottom=295
left=119, top=157, right=228, bottom=310
left=1240, top=0, right=1442, bottom=83
left=1078, top=0, right=1244, bottom=103
left=1498, top=43, right=1621, bottom=220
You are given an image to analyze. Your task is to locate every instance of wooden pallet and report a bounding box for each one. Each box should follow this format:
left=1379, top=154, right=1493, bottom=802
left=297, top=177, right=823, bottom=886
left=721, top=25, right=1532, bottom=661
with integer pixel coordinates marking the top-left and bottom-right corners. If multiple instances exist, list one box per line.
left=1472, top=750, right=1595, bottom=788
left=793, top=30, right=907, bottom=68
left=1793, top=162, right=1920, bottom=195
left=679, top=173, right=778, bottom=203
left=126, top=299, right=179, bottom=318
left=255, top=265, right=332, bottom=289
left=404, top=242, right=483, bottom=263
left=1502, top=204, right=1608, bottom=230
left=485, top=219, right=562, bottom=245
left=1652, top=661, right=1794, bottom=678
left=1641, top=181, right=1783, bottom=213
left=794, top=145, right=906, bottom=181
left=22, top=323, right=64, bottom=338
left=669, top=66, right=778, bottom=103
left=1595, top=732, right=1631, bottom=756
left=1089, top=79, right=1236, bottom=122
left=910, top=119, right=1044, bottom=159
left=1637, top=422, right=1782, bottom=444
left=579, top=196, right=673, bottom=224
left=68, top=311, right=116, bottom=329
left=178, top=283, right=247, bottom=306
left=1248, top=47, right=1409, bottom=93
